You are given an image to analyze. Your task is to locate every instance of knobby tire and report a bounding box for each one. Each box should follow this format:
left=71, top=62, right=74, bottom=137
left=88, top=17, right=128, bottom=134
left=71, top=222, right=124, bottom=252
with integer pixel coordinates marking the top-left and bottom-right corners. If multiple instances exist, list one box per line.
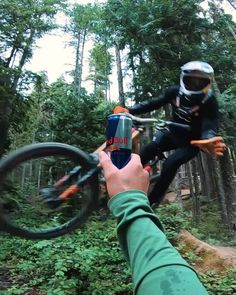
left=0, top=143, right=99, bottom=239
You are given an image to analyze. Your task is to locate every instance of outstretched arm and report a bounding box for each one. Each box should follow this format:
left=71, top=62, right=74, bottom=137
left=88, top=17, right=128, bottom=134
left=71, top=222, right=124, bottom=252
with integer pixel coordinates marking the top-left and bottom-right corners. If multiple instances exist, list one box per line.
left=99, top=152, right=209, bottom=295
left=128, top=86, right=177, bottom=115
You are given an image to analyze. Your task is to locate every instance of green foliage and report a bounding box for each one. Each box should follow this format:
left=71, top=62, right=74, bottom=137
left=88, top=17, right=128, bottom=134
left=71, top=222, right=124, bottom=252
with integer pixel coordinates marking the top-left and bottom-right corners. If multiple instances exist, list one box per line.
left=200, top=269, right=236, bottom=295
left=88, top=42, right=113, bottom=93
left=0, top=0, right=66, bottom=60
left=11, top=79, right=115, bottom=152
left=0, top=205, right=235, bottom=294
left=37, top=80, right=115, bottom=152
left=218, top=83, right=236, bottom=149
left=186, top=200, right=236, bottom=246
left=0, top=211, right=133, bottom=295
left=0, top=0, right=66, bottom=155
left=204, top=0, right=236, bottom=92
left=155, top=203, right=192, bottom=240
left=103, top=0, right=206, bottom=99
left=100, top=0, right=236, bottom=105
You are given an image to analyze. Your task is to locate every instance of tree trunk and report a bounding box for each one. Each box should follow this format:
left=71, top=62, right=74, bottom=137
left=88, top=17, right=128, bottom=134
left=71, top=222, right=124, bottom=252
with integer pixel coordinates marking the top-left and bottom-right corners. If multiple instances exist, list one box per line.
left=79, top=30, right=86, bottom=92
left=175, top=171, right=183, bottom=208
left=0, top=68, right=14, bottom=157
left=219, top=149, right=236, bottom=230
left=190, top=158, right=201, bottom=223
left=196, top=153, right=207, bottom=196
left=201, top=153, right=217, bottom=201
left=74, top=32, right=82, bottom=95
left=114, top=42, right=125, bottom=106
left=212, top=157, right=229, bottom=226
left=21, top=164, right=26, bottom=189
left=6, top=46, right=18, bottom=68
left=129, top=49, right=139, bottom=104
left=187, top=162, right=200, bottom=223
left=12, top=29, right=35, bottom=89
left=229, top=149, right=236, bottom=174
left=0, top=97, right=11, bottom=157
left=37, top=162, right=42, bottom=190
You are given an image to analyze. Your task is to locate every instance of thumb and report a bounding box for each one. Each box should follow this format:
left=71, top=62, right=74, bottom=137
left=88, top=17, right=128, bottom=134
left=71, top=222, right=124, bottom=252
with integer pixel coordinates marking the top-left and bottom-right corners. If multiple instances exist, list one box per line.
left=99, top=151, right=118, bottom=177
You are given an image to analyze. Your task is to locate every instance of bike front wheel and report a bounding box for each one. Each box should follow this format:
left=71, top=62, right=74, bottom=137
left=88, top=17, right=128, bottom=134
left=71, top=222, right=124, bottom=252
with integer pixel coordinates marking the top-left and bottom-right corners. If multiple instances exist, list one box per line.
left=0, top=143, right=99, bottom=239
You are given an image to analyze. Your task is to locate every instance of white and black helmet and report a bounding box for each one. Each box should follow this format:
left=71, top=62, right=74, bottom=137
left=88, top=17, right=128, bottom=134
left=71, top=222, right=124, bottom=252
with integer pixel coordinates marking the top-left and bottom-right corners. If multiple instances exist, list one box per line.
left=180, top=61, right=214, bottom=96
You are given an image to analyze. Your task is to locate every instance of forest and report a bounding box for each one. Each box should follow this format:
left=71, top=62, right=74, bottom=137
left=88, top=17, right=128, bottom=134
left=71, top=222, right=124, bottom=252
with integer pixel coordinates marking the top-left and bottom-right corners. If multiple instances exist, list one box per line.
left=0, top=0, right=236, bottom=294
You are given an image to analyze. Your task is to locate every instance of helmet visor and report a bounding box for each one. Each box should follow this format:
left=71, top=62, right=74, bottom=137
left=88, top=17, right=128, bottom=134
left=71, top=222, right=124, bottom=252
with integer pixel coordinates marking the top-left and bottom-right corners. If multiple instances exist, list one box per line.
left=183, top=76, right=210, bottom=91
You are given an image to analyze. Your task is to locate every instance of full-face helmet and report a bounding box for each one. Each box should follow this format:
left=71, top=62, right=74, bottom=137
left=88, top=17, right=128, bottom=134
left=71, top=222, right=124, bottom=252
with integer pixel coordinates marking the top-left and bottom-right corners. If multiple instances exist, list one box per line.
left=180, top=61, right=214, bottom=96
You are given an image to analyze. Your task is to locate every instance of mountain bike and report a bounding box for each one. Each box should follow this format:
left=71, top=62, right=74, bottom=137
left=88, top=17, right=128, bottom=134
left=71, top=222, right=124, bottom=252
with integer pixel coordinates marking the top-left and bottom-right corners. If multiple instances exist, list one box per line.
left=0, top=114, right=191, bottom=240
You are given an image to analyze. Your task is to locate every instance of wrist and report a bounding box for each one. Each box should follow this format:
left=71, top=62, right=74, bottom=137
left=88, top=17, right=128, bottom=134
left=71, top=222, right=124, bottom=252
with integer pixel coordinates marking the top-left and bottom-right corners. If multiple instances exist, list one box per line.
left=108, top=190, right=148, bottom=213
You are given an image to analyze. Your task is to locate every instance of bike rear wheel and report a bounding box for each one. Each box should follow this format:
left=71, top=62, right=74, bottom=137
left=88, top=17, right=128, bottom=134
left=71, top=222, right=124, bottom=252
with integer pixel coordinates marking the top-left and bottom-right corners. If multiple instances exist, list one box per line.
left=0, top=143, right=99, bottom=239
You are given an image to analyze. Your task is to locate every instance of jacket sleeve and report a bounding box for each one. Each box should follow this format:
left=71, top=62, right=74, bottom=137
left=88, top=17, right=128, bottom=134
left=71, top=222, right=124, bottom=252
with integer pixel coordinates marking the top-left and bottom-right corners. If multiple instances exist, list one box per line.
left=108, top=190, right=209, bottom=295
left=201, top=96, right=219, bottom=139
left=128, top=87, right=176, bottom=115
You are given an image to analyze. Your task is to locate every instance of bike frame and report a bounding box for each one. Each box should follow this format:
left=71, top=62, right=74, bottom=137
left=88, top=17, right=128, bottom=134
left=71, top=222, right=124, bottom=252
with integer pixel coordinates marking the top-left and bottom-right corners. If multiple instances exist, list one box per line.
left=0, top=113, right=191, bottom=239
left=54, top=114, right=172, bottom=202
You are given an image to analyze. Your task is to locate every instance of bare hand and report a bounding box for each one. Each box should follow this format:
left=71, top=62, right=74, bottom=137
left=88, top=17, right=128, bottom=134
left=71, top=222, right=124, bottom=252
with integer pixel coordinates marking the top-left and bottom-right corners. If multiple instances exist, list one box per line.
left=99, top=151, right=149, bottom=198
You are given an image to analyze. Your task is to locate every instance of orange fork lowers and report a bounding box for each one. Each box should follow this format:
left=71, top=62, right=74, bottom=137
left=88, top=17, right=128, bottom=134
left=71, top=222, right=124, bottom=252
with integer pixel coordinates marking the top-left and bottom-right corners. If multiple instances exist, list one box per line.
left=59, top=185, right=80, bottom=200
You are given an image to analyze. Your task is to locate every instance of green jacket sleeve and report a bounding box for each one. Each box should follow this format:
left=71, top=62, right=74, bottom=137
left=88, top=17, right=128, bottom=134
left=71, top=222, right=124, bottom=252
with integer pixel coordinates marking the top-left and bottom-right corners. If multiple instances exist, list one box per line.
left=108, top=190, right=208, bottom=295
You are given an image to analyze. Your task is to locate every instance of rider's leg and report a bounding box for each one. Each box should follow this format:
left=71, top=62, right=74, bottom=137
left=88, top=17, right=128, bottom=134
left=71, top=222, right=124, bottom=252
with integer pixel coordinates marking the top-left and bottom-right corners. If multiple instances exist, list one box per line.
left=148, top=145, right=199, bottom=206
left=140, top=131, right=176, bottom=166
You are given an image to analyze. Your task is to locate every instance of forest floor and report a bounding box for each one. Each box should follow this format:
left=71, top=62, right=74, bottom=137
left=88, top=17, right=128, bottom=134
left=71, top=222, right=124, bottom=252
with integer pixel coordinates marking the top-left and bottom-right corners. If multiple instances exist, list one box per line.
left=0, top=195, right=236, bottom=295
left=177, top=229, right=236, bottom=272
left=160, top=191, right=236, bottom=270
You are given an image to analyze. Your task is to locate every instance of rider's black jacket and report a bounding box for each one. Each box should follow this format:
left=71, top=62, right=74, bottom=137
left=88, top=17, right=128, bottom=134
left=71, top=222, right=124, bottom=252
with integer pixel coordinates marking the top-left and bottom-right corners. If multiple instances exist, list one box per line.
left=129, top=85, right=219, bottom=140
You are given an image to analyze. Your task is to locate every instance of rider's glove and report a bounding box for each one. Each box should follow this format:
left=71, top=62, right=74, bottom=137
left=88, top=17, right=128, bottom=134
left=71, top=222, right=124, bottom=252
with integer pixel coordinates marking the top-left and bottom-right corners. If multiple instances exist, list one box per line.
left=113, top=105, right=129, bottom=114
left=191, top=136, right=226, bottom=156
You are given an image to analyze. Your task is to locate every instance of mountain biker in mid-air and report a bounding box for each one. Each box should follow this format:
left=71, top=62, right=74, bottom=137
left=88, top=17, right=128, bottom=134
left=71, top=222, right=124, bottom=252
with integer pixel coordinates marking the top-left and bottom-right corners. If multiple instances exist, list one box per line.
left=114, top=61, right=226, bottom=206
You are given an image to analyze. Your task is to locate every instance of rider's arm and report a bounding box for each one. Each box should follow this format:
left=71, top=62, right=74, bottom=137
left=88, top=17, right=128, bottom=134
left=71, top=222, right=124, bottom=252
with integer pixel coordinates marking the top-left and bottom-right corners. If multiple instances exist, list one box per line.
left=128, top=86, right=178, bottom=115
left=108, top=190, right=208, bottom=295
left=201, top=96, right=219, bottom=139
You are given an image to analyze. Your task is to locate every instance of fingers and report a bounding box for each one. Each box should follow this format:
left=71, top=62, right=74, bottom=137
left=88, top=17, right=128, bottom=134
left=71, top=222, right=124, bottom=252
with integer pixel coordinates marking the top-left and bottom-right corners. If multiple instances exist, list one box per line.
left=130, top=153, right=143, bottom=167
left=203, top=136, right=224, bottom=144
left=130, top=153, right=150, bottom=178
left=215, top=147, right=227, bottom=156
left=215, top=151, right=224, bottom=156
left=191, top=140, right=206, bottom=145
left=191, top=137, right=224, bottom=145
left=217, top=142, right=227, bottom=149
left=99, top=151, right=118, bottom=178
left=122, top=153, right=147, bottom=173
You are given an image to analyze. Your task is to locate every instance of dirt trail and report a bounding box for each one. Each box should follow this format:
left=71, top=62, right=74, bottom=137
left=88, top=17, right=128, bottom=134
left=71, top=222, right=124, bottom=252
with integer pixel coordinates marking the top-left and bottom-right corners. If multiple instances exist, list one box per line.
left=178, top=230, right=236, bottom=272
left=164, top=192, right=236, bottom=272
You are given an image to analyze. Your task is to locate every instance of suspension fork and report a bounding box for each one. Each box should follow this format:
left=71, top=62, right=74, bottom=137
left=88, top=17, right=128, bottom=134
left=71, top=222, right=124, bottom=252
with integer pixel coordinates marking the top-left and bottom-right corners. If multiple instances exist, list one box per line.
left=58, top=166, right=101, bottom=200
left=56, top=153, right=100, bottom=200
left=41, top=154, right=100, bottom=206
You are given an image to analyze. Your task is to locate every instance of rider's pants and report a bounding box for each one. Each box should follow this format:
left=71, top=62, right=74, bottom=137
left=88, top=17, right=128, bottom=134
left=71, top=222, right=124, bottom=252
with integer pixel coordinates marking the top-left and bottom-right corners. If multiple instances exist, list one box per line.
left=140, top=130, right=199, bottom=206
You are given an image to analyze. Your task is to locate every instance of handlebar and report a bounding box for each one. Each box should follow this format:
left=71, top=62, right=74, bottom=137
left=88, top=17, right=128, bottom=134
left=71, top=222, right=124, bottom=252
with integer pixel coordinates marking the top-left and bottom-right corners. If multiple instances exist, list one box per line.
left=126, top=113, right=159, bottom=124
left=118, top=113, right=191, bottom=132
